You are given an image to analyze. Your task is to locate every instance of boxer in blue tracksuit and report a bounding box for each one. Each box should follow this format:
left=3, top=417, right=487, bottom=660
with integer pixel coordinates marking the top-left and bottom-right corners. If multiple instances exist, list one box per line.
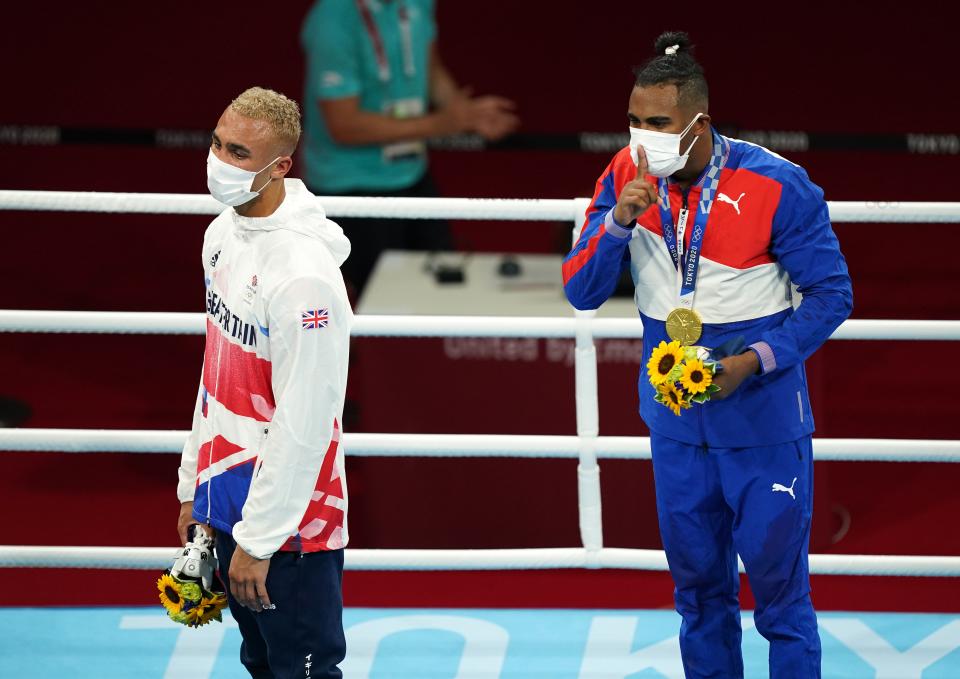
left=563, top=32, right=852, bottom=678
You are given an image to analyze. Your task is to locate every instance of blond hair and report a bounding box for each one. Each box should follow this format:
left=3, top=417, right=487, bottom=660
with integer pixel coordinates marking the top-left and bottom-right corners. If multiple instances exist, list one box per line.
left=229, top=86, right=302, bottom=154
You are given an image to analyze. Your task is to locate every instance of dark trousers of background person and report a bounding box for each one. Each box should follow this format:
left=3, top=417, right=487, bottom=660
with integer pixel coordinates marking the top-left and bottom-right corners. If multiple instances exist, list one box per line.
left=216, top=531, right=346, bottom=679
left=311, top=171, right=453, bottom=299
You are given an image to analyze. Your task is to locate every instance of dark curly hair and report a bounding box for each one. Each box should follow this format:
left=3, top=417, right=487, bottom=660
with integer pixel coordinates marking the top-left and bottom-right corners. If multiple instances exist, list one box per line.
left=633, top=31, right=708, bottom=111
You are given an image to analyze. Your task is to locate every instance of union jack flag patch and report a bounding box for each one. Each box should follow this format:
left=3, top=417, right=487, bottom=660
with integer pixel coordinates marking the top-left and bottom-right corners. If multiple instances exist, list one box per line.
left=301, top=309, right=329, bottom=330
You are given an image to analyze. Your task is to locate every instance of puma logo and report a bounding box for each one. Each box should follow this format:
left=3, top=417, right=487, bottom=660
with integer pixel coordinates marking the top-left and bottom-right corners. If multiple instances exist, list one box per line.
left=718, top=191, right=746, bottom=215
left=772, top=477, right=797, bottom=500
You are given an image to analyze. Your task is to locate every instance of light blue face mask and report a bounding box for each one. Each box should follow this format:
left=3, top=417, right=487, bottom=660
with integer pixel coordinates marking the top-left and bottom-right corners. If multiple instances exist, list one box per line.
left=206, top=150, right=280, bottom=207
left=629, top=112, right=703, bottom=177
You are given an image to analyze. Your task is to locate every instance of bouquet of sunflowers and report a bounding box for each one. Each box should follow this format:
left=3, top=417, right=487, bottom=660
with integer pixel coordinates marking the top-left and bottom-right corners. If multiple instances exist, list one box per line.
left=647, top=339, right=722, bottom=415
left=157, top=525, right=228, bottom=627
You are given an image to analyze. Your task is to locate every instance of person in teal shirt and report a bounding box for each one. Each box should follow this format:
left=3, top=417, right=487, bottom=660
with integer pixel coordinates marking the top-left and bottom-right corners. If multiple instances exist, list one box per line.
left=301, top=0, right=518, bottom=294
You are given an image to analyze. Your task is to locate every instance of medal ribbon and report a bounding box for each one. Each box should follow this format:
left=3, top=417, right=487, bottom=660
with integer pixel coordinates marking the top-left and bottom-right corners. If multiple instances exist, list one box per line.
left=657, top=131, right=729, bottom=310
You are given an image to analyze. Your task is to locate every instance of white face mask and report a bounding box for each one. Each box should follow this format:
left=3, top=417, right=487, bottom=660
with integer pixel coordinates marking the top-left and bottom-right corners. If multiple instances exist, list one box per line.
left=629, top=113, right=704, bottom=178
left=206, top=149, right=280, bottom=207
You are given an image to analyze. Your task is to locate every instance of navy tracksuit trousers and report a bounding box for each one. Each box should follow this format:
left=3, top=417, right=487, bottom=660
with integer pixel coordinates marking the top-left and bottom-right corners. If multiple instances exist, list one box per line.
left=650, top=433, right=821, bottom=678
left=216, top=532, right=346, bottom=679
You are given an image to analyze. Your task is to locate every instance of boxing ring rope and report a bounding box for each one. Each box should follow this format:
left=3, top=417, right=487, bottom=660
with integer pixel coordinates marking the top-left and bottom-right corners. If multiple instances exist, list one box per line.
left=2, top=192, right=959, bottom=577
left=2, top=189, right=960, bottom=222
left=2, top=309, right=960, bottom=340
left=1, top=429, right=958, bottom=462
left=3, top=545, right=958, bottom=577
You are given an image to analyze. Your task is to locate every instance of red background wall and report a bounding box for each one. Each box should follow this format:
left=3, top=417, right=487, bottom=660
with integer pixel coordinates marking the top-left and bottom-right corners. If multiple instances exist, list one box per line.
left=1, top=2, right=958, bottom=610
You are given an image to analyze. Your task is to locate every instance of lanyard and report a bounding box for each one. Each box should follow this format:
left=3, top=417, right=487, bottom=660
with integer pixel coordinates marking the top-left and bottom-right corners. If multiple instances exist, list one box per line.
left=356, top=0, right=416, bottom=83
left=657, top=132, right=729, bottom=310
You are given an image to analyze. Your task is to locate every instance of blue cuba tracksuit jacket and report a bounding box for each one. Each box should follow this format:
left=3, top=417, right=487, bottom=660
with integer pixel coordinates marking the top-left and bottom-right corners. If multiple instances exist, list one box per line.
left=563, top=131, right=853, bottom=678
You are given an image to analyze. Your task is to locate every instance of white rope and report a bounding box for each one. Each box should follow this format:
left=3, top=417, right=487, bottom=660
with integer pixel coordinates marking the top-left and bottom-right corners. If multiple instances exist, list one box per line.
left=0, top=191, right=577, bottom=221
left=0, top=545, right=957, bottom=577
left=825, top=201, right=960, bottom=223
left=827, top=319, right=960, bottom=341
left=2, top=429, right=957, bottom=462
left=0, top=310, right=204, bottom=335
left=2, top=309, right=960, bottom=341
left=0, top=191, right=223, bottom=215
left=1, top=191, right=959, bottom=222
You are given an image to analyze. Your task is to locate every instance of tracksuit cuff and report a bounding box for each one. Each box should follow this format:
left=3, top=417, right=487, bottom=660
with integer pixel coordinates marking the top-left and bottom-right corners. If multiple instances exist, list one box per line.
left=603, top=209, right=635, bottom=239
left=177, top=478, right=196, bottom=504
left=748, top=341, right=776, bottom=375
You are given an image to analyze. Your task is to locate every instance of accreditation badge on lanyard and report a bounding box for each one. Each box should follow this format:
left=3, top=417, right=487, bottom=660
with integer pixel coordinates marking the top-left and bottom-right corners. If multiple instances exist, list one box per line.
left=356, top=0, right=426, bottom=162
left=658, top=133, right=729, bottom=345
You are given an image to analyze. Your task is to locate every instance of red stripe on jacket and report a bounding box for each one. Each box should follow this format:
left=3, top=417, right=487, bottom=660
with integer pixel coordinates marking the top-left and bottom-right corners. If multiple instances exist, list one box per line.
left=195, top=435, right=247, bottom=477
left=562, top=165, right=614, bottom=285
left=203, top=319, right=276, bottom=422
left=562, top=149, right=661, bottom=284
left=636, top=167, right=783, bottom=270
left=282, top=420, right=344, bottom=552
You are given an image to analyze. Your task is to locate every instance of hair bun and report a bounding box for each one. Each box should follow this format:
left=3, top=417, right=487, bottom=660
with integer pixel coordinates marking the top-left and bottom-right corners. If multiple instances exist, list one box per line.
left=654, top=31, right=693, bottom=57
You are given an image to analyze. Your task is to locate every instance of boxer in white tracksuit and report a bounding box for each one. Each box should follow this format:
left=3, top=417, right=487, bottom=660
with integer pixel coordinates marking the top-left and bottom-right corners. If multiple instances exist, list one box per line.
left=176, top=87, right=352, bottom=679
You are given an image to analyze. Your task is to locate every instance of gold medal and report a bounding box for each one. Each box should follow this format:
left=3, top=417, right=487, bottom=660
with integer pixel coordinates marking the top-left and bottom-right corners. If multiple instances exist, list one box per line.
left=665, top=308, right=703, bottom=346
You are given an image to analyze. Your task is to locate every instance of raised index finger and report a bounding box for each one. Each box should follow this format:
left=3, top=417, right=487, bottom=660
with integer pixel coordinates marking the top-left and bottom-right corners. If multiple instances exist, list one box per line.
left=636, top=143, right=648, bottom=180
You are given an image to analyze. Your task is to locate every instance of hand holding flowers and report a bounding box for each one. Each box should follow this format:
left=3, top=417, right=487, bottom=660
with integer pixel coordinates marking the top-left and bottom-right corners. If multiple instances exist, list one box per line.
left=647, top=340, right=722, bottom=415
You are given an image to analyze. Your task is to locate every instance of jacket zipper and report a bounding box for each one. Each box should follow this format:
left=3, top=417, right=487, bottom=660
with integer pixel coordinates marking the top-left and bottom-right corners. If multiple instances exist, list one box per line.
left=206, top=334, right=223, bottom=525
left=679, top=186, right=708, bottom=447
left=204, top=238, right=233, bottom=527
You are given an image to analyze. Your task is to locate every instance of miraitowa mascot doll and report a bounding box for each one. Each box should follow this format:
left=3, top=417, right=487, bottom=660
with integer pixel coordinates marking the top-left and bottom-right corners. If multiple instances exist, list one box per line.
left=157, top=525, right=228, bottom=627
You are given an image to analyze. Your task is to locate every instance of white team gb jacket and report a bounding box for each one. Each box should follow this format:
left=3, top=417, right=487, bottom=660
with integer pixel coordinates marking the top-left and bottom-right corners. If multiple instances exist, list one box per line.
left=177, top=178, right=352, bottom=559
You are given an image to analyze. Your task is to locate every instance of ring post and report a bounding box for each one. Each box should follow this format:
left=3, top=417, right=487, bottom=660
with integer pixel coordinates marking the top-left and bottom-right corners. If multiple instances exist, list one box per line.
left=575, top=310, right=603, bottom=565
left=570, top=197, right=604, bottom=567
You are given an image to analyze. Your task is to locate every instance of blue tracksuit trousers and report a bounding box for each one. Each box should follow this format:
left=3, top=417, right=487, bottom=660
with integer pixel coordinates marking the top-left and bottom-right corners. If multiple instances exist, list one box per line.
left=650, top=433, right=821, bottom=678
left=216, top=531, right=346, bottom=678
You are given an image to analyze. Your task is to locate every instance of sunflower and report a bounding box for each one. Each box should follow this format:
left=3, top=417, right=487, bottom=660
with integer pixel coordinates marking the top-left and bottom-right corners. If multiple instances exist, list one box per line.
left=647, top=340, right=685, bottom=385
left=657, top=382, right=691, bottom=416
left=679, top=358, right=713, bottom=395
left=193, top=593, right=228, bottom=627
left=157, top=573, right=184, bottom=615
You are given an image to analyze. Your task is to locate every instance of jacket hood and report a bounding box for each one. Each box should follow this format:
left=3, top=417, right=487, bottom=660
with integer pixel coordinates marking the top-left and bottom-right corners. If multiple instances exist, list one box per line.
left=230, top=178, right=350, bottom=266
